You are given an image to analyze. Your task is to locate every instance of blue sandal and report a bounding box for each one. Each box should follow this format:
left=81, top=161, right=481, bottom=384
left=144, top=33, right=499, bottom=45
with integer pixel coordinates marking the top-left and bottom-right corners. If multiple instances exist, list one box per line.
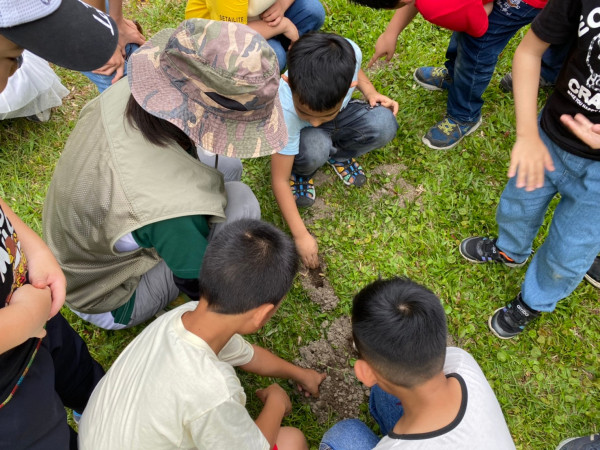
left=290, top=174, right=315, bottom=208
left=328, top=158, right=367, bottom=187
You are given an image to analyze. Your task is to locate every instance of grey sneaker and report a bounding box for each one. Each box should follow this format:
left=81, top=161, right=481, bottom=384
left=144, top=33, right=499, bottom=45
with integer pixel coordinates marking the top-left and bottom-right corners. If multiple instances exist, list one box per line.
left=488, top=293, right=541, bottom=339
left=413, top=67, right=452, bottom=91
left=459, top=237, right=527, bottom=267
left=556, top=434, right=600, bottom=450
left=499, top=72, right=555, bottom=93
left=584, top=255, right=600, bottom=289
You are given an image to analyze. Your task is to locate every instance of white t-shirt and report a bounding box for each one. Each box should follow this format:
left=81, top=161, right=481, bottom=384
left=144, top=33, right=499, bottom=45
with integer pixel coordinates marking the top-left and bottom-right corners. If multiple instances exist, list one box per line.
left=78, top=302, right=269, bottom=450
left=375, top=347, right=515, bottom=450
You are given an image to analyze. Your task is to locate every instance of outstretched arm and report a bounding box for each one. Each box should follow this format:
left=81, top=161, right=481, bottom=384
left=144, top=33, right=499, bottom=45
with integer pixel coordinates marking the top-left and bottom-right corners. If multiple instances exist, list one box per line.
left=240, top=345, right=326, bottom=397
left=271, top=153, right=319, bottom=269
left=367, top=5, right=418, bottom=68
left=509, top=29, right=554, bottom=191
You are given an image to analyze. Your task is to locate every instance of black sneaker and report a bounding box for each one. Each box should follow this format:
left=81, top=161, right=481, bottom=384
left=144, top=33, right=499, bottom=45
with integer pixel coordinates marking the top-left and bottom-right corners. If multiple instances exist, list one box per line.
left=584, top=255, right=600, bottom=289
left=459, top=237, right=526, bottom=267
left=488, top=293, right=541, bottom=339
left=556, top=433, right=600, bottom=450
left=499, top=72, right=555, bottom=93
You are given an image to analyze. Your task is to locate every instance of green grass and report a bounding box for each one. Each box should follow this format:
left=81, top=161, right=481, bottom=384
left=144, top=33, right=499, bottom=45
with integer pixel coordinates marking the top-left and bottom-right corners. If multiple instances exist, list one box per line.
left=1, top=0, right=598, bottom=448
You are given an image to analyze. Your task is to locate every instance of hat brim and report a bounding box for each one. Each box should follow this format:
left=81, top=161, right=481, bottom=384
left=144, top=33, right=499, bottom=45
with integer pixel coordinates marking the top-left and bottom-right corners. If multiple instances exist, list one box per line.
left=0, top=0, right=118, bottom=72
left=127, top=25, right=287, bottom=159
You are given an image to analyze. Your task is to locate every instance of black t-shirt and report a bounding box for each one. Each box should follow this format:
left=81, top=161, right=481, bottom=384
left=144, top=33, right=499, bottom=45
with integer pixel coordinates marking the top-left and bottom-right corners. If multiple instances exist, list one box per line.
left=0, top=205, right=38, bottom=404
left=534, top=0, right=600, bottom=160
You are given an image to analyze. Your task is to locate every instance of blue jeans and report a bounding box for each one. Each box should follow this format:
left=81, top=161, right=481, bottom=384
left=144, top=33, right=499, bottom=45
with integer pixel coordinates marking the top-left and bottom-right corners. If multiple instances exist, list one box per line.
left=444, top=0, right=543, bottom=123
left=268, top=0, right=324, bottom=72
left=319, top=385, right=404, bottom=450
left=495, top=124, right=600, bottom=312
left=292, top=101, right=398, bottom=178
left=82, top=43, right=139, bottom=93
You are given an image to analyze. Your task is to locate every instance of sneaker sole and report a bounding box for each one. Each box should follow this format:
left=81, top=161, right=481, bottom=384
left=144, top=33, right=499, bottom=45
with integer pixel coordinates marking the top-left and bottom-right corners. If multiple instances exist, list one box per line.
left=422, top=118, right=483, bottom=150
left=458, top=240, right=526, bottom=268
left=412, top=69, right=445, bottom=91
left=488, top=308, right=516, bottom=340
left=584, top=272, right=600, bottom=289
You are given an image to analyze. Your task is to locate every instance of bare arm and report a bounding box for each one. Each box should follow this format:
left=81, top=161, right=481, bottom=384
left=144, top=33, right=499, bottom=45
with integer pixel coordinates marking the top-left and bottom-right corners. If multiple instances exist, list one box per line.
left=0, top=198, right=65, bottom=318
left=0, top=285, right=51, bottom=354
left=240, top=345, right=326, bottom=396
left=509, top=29, right=554, bottom=191
left=271, top=153, right=319, bottom=268
left=247, top=17, right=299, bottom=42
left=254, top=384, right=291, bottom=449
left=368, top=5, right=418, bottom=68
left=357, top=69, right=399, bottom=115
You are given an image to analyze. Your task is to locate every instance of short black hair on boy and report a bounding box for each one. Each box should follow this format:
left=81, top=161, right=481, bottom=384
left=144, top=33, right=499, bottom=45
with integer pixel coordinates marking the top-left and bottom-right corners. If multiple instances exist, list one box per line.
left=350, top=0, right=400, bottom=9
left=287, top=32, right=356, bottom=112
left=198, top=219, right=299, bottom=314
left=352, top=277, right=447, bottom=388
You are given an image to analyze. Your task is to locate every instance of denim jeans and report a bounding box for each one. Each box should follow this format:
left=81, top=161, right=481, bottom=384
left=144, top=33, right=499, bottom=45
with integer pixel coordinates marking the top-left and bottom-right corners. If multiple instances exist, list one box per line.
left=495, top=125, right=600, bottom=312
left=267, top=0, right=325, bottom=72
left=444, top=0, right=542, bottom=123
left=82, top=43, right=139, bottom=93
left=292, top=101, right=398, bottom=178
left=319, top=385, right=404, bottom=450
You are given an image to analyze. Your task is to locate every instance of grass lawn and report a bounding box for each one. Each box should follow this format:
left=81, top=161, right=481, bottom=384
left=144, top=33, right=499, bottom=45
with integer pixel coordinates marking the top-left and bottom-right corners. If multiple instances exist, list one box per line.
left=0, top=0, right=598, bottom=448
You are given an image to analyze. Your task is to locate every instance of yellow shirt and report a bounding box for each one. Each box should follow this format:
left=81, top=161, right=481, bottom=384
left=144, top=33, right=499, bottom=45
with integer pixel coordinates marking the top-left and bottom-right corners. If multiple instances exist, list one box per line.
left=185, top=0, right=249, bottom=23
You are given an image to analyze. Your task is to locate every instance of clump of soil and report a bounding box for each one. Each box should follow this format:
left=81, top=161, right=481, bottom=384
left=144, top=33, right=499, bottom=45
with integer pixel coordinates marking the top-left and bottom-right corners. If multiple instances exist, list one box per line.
left=294, top=316, right=369, bottom=423
left=369, top=163, right=424, bottom=207
left=299, top=264, right=339, bottom=311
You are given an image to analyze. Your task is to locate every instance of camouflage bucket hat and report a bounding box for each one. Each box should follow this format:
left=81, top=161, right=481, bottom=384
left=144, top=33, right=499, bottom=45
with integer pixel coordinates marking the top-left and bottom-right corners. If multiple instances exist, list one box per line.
left=127, top=19, right=287, bottom=158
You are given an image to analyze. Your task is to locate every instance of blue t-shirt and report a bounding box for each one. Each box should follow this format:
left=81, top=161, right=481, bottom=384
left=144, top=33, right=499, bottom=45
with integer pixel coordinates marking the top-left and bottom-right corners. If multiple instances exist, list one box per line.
left=277, top=39, right=362, bottom=156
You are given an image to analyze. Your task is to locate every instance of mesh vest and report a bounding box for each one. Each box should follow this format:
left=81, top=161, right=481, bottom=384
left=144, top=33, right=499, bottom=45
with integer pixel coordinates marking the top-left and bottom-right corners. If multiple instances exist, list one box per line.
left=43, top=79, right=227, bottom=314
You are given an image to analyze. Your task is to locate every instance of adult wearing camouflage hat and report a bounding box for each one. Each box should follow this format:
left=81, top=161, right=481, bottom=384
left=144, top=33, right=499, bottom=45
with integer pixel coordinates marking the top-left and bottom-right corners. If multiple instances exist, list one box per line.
left=43, top=19, right=287, bottom=330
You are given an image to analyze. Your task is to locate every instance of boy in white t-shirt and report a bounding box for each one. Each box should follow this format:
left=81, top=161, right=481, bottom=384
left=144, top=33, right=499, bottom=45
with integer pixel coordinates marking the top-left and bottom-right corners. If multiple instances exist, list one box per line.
left=79, top=219, right=326, bottom=450
left=320, top=277, right=515, bottom=450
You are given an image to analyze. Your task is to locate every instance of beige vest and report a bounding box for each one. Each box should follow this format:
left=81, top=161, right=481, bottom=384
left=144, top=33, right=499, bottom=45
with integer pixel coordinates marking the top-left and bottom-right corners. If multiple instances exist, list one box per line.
left=43, top=79, right=226, bottom=314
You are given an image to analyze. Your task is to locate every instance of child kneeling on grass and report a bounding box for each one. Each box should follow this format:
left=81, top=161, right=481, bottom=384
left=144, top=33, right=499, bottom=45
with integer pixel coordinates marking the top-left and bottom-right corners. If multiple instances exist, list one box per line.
left=459, top=0, right=600, bottom=339
left=320, top=277, right=515, bottom=449
left=271, top=31, right=399, bottom=269
left=78, top=219, right=326, bottom=450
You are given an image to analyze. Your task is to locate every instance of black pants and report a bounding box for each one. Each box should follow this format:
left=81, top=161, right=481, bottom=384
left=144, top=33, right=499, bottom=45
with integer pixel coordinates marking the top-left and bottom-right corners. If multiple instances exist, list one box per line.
left=0, top=313, right=104, bottom=450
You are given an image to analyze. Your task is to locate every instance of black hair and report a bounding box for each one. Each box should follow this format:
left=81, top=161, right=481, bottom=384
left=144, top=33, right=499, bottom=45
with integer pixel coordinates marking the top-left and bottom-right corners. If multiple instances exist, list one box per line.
left=352, top=277, right=447, bottom=388
left=125, top=95, right=195, bottom=152
left=198, top=219, right=299, bottom=314
left=287, top=32, right=356, bottom=111
left=349, top=0, right=400, bottom=9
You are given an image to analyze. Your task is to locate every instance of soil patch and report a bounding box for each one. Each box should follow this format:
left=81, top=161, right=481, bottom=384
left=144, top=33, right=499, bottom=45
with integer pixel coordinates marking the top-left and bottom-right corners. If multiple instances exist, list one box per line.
left=294, top=316, right=369, bottom=423
left=299, top=264, right=339, bottom=311
left=369, top=163, right=424, bottom=207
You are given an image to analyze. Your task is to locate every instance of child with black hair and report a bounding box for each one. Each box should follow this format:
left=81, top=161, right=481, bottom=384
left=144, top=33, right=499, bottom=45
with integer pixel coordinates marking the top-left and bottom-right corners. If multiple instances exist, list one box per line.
left=78, top=219, right=326, bottom=450
left=320, top=277, right=515, bottom=449
left=272, top=32, right=399, bottom=269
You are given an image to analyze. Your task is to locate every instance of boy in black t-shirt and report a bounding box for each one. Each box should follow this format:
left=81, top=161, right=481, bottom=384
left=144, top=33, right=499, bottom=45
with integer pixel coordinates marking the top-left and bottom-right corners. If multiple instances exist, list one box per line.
left=459, top=0, right=600, bottom=339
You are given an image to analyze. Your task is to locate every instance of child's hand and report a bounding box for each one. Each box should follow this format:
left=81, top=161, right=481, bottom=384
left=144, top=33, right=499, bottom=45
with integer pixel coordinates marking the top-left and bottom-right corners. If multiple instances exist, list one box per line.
left=560, top=113, right=600, bottom=149
left=281, top=18, right=299, bottom=47
left=508, top=134, right=555, bottom=191
left=256, top=383, right=292, bottom=417
left=365, top=92, right=399, bottom=116
left=10, top=285, right=52, bottom=339
left=26, top=248, right=66, bottom=319
left=368, top=31, right=398, bottom=68
left=294, top=232, right=319, bottom=269
left=295, top=369, right=326, bottom=397
left=260, top=0, right=285, bottom=27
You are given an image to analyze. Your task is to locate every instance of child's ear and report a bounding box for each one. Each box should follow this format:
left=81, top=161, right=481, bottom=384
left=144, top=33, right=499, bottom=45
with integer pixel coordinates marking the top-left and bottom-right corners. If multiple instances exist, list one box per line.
left=354, top=359, right=378, bottom=387
left=252, top=303, right=276, bottom=328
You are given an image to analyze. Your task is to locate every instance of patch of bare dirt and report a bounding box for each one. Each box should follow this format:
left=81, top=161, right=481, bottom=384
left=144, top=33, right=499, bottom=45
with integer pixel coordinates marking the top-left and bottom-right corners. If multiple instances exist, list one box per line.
left=299, top=264, right=339, bottom=311
left=369, top=163, right=424, bottom=206
left=304, top=197, right=334, bottom=226
left=294, top=316, right=369, bottom=423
